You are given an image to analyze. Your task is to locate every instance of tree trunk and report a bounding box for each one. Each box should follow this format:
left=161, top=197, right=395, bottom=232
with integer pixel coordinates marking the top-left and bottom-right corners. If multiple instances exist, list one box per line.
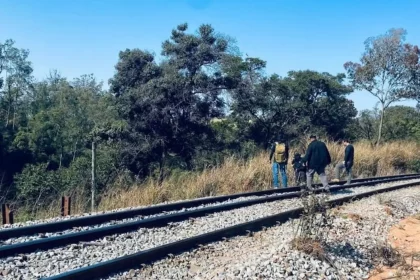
left=5, top=84, right=11, bottom=126
left=12, top=88, right=18, bottom=130
left=59, top=152, right=62, bottom=169
left=72, top=140, right=78, bottom=163
left=376, top=103, right=385, bottom=146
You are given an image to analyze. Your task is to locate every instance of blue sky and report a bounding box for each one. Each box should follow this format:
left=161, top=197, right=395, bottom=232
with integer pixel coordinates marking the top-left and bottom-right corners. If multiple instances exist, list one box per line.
left=1, top=0, right=419, bottom=111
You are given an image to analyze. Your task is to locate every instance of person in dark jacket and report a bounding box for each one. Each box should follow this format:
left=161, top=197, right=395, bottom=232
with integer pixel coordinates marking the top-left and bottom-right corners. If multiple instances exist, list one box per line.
left=332, top=139, right=354, bottom=184
left=269, top=138, right=289, bottom=188
left=292, top=152, right=306, bottom=186
left=302, top=135, right=331, bottom=189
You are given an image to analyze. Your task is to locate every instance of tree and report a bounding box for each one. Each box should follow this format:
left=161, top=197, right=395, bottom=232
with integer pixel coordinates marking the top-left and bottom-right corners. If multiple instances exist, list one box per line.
left=382, top=106, right=420, bottom=141
left=282, top=71, right=355, bottom=140
left=344, top=28, right=420, bottom=145
left=110, top=23, right=237, bottom=181
left=354, top=109, right=378, bottom=142
left=0, top=39, right=33, bottom=129
left=229, top=65, right=356, bottom=147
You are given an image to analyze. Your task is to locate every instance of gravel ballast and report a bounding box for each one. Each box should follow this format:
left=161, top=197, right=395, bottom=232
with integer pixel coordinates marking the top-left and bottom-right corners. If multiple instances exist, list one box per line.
left=1, top=179, right=419, bottom=279
left=111, top=184, right=420, bottom=279
left=0, top=179, right=396, bottom=246
left=0, top=191, right=297, bottom=246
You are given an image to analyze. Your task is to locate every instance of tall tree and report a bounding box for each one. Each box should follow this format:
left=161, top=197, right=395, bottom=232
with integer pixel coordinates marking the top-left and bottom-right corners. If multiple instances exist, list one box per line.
left=280, top=70, right=355, bottom=140
left=110, top=23, right=237, bottom=180
left=230, top=66, right=356, bottom=146
left=0, top=39, right=33, bottom=129
left=344, top=28, right=420, bottom=145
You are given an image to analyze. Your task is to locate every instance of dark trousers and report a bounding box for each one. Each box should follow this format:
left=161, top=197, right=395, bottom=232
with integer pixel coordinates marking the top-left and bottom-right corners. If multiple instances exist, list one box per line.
left=295, top=170, right=306, bottom=185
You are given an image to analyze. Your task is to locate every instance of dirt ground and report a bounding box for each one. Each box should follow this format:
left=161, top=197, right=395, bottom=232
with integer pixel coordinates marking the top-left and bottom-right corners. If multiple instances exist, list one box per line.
left=369, top=215, right=420, bottom=280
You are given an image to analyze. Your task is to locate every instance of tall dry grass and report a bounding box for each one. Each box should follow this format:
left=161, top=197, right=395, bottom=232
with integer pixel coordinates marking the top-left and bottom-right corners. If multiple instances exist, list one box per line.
left=6, top=140, right=419, bottom=222
left=98, top=140, right=420, bottom=211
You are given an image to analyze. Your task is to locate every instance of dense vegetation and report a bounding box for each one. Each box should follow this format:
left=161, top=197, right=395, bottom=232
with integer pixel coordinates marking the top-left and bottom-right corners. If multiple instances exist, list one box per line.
left=1, top=24, right=419, bottom=217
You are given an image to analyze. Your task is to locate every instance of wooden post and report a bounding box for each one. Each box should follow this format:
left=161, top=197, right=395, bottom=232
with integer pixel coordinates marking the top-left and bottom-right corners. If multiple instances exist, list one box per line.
left=91, top=140, right=96, bottom=213
left=2, top=204, right=14, bottom=225
left=61, top=196, right=71, bottom=216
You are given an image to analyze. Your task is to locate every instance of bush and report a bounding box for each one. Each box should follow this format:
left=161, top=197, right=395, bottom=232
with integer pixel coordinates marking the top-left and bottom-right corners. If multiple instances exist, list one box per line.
left=408, top=159, right=420, bottom=173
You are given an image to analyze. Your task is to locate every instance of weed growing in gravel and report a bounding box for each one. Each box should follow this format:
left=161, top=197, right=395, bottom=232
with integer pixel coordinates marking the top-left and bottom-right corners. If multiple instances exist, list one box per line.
left=293, top=189, right=334, bottom=242
left=291, top=237, right=326, bottom=260
left=291, top=188, right=337, bottom=266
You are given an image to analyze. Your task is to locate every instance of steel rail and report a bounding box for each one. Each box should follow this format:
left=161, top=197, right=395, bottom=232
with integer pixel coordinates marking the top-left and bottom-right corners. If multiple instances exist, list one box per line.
left=1, top=174, right=419, bottom=257
left=44, top=179, right=420, bottom=280
left=0, top=173, right=416, bottom=241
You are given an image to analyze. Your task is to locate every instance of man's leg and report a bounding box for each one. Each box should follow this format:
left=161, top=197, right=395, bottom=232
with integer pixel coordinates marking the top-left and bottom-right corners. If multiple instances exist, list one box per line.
left=298, top=171, right=305, bottom=189
left=272, top=162, right=279, bottom=188
left=279, top=163, right=288, bottom=188
left=306, top=169, right=315, bottom=190
left=317, top=166, right=329, bottom=188
left=298, top=171, right=305, bottom=183
left=334, top=162, right=345, bottom=181
left=346, top=167, right=353, bottom=185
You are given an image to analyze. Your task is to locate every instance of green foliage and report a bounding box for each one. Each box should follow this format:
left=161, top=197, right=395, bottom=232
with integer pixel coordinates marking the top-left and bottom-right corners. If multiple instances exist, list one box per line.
left=351, top=106, right=420, bottom=143
left=408, top=159, right=420, bottom=173
left=110, top=23, right=237, bottom=179
left=230, top=67, right=356, bottom=146
left=15, top=163, right=62, bottom=203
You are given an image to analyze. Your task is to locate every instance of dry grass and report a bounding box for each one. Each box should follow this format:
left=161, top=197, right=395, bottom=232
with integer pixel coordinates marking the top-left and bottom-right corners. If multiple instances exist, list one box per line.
left=5, top=140, right=420, bottom=222
left=373, top=243, right=405, bottom=267
left=347, top=213, right=363, bottom=222
left=385, top=207, right=394, bottom=216
left=98, top=140, right=420, bottom=211
left=291, top=237, right=327, bottom=260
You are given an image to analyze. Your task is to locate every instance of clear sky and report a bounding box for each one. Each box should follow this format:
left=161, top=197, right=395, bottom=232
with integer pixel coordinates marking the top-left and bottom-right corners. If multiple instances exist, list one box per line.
left=1, top=0, right=419, bottom=111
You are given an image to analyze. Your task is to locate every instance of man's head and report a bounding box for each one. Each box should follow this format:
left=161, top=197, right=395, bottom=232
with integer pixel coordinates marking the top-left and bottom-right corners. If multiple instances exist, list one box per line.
left=309, top=135, right=317, bottom=142
left=343, top=139, right=351, bottom=146
left=276, top=136, right=286, bottom=143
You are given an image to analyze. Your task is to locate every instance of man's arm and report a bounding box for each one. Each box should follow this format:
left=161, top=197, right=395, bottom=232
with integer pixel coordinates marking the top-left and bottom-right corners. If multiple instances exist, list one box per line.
left=344, top=146, right=350, bottom=162
left=285, top=142, right=289, bottom=162
left=269, top=144, right=275, bottom=162
left=302, top=143, right=312, bottom=163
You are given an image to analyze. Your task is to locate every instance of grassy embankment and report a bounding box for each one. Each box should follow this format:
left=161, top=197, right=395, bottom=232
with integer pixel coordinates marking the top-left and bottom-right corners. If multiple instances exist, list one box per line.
left=99, top=140, right=420, bottom=210
left=7, top=141, right=420, bottom=222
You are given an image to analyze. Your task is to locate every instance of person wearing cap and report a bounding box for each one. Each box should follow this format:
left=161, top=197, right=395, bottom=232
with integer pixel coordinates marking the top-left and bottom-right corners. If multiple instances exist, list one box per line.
left=302, top=135, right=331, bottom=189
left=269, top=138, right=289, bottom=188
left=332, top=139, right=354, bottom=184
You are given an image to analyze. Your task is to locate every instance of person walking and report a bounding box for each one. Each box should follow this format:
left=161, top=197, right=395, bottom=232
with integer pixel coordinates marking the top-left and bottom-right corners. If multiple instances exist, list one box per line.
left=302, top=135, right=331, bottom=189
left=332, top=139, right=354, bottom=184
left=269, top=138, right=289, bottom=188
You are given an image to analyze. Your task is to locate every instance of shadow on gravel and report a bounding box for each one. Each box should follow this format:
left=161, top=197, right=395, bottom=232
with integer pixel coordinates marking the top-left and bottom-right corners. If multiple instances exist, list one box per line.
left=331, top=189, right=354, bottom=195
left=324, top=242, right=373, bottom=268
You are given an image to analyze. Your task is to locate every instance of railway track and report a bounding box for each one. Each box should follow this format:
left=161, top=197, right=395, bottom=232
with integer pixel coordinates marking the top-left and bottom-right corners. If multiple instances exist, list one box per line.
left=0, top=174, right=418, bottom=256
left=0, top=173, right=416, bottom=240
left=49, top=179, right=420, bottom=280
left=0, top=174, right=419, bottom=280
